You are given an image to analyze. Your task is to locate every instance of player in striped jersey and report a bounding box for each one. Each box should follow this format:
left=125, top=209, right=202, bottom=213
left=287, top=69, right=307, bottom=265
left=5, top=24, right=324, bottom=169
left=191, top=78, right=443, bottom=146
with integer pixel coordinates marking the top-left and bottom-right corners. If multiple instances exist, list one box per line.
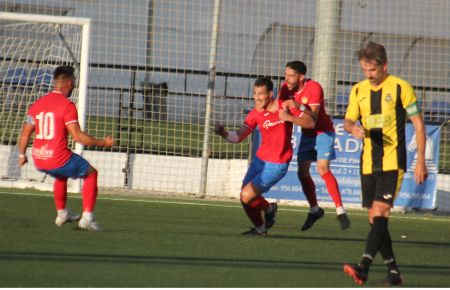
left=343, top=42, right=427, bottom=286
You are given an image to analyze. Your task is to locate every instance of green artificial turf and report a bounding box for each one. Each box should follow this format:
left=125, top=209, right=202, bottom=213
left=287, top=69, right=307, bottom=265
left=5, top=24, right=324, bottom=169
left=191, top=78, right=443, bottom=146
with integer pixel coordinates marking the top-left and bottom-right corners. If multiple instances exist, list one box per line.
left=0, top=189, right=449, bottom=287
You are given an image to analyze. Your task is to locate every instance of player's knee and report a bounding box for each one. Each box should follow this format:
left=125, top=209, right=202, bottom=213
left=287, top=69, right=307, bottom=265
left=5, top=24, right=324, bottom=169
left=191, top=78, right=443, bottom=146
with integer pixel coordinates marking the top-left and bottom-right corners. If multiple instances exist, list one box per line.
left=240, top=190, right=251, bottom=205
left=85, top=166, right=98, bottom=178
left=240, top=184, right=258, bottom=204
left=316, top=164, right=330, bottom=176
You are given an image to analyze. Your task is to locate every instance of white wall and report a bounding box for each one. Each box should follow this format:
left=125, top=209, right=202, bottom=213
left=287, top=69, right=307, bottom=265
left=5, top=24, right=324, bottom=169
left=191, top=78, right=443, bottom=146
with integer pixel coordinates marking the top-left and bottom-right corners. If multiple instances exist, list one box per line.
left=1, top=146, right=449, bottom=209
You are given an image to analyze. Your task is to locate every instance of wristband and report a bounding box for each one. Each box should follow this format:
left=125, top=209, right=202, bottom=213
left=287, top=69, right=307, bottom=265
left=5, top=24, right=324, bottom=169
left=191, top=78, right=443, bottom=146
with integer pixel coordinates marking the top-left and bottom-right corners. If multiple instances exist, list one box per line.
left=18, top=154, right=26, bottom=159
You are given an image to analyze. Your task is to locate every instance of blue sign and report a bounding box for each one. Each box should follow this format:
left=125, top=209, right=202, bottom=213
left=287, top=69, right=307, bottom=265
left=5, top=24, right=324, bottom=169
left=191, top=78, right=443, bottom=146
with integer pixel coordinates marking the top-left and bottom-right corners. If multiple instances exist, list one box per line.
left=253, top=118, right=440, bottom=209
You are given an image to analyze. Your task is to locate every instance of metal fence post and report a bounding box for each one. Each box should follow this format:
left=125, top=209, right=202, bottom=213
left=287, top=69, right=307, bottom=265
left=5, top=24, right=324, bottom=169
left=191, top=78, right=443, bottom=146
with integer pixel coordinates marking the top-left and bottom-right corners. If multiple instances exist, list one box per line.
left=312, top=0, right=341, bottom=113
left=200, top=0, right=221, bottom=196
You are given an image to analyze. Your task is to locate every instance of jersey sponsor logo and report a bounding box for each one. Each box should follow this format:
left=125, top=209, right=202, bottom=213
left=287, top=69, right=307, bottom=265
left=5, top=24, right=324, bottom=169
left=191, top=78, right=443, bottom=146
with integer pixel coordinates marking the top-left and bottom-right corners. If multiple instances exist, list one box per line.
left=262, top=119, right=284, bottom=130
left=363, top=114, right=392, bottom=129
left=32, top=144, right=54, bottom=159
left=383, top=193, right=393, bottom=200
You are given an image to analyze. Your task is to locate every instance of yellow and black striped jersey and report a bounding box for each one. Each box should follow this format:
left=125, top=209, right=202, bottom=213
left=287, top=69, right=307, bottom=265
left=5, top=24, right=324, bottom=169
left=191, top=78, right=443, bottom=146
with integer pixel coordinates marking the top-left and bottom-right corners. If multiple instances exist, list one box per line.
left=345, top=75, right=420, bottom=174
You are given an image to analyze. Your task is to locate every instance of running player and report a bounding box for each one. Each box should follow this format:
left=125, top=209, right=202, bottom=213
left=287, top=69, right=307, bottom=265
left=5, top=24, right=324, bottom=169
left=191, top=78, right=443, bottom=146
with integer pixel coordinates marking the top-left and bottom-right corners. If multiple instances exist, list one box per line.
left=214, top=77, right=314, bottom=235
left=18, top=65, right=114, bottom=231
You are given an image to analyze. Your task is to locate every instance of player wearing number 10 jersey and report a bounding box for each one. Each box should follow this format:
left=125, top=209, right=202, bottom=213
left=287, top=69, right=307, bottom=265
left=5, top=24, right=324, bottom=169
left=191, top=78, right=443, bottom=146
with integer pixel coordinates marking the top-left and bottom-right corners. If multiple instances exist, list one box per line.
left=18, top=65, right=114, bottom=231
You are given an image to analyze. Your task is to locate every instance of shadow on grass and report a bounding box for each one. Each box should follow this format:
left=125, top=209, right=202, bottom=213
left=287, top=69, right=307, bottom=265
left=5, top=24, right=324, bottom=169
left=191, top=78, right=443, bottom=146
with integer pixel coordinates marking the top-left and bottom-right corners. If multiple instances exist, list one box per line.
left=1, top=251, right=449, bottom=273
left=101, top=227, right=450, bottom=249
left=191, top=230, right=450, bottom=249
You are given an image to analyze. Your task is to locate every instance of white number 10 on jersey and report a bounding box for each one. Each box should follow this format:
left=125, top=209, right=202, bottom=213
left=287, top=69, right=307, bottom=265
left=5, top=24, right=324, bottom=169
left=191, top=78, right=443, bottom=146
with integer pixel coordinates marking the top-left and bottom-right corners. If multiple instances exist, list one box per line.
left=35, top=112, right=55, bottom=140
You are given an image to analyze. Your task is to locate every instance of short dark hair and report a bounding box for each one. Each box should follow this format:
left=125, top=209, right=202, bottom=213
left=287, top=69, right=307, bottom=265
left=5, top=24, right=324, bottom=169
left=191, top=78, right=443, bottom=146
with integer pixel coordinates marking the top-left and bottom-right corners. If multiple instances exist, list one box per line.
left=286, top=60, right=307, bottom=75
left=53, top=65, right=75, bottom=80
left=358, top=42, right=387, bottom=65
left=254, top=77, right=273, bottom=92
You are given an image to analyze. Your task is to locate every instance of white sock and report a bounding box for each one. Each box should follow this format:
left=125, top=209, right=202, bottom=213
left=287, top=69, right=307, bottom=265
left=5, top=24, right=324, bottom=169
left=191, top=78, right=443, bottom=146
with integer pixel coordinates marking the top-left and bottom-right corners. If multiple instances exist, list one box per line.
left=83, top=211, right=94, bottom=221
left=310, top=206, right=319, bottom=214
left=336, top=206, right=346, bottom=215
left=57, top=209, right=68, bottom=217
left=255, top=224, right=266, bottom=233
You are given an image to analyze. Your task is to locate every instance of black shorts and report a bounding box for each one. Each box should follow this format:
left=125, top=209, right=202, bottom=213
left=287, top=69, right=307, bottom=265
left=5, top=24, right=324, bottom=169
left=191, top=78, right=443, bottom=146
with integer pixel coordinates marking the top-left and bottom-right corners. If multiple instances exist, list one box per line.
left=360, top=170, right=404, bottom=208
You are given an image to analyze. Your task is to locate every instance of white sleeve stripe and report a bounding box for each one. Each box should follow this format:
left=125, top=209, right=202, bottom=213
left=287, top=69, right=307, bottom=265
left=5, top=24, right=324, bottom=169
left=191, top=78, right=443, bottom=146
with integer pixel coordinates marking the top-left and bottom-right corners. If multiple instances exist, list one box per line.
left=309, top=103, right=321, bottom=106
left=298, top=111, right=304, bottom=118
left=65, top=120, right=78, bottom=125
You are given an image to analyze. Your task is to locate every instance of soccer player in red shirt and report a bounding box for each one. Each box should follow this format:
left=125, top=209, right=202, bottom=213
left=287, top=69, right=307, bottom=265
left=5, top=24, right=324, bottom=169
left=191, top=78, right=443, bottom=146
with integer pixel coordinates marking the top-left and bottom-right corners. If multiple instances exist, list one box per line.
left=18, top=65, right=114, bottom=231
left=214, top=77, right=314, bottom=235
left=279, top=61, right=351, bottom=231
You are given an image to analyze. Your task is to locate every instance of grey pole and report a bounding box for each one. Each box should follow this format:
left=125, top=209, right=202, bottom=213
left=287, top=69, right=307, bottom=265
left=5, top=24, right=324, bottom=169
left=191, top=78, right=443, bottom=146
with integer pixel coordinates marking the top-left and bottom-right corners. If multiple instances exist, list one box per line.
left=312, top=0, right=341, bottom=113
left=200, top=0, right=221, bottom=196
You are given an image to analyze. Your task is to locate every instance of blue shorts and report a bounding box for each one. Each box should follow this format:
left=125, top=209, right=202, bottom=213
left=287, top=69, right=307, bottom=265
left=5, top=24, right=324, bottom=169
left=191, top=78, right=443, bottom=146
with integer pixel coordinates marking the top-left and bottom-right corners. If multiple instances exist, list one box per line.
left=242, top=156, right=289, bottom=193
left=297, top=131, right=336, bottom=162
left=39, top=153, right=90, bottom=179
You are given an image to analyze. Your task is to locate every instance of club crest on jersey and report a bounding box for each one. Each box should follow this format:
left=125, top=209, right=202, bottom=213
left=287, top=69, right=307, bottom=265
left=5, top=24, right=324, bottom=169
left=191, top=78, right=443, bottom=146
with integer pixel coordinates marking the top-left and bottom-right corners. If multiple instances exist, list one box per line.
left=301, top=96, right=308, bottom=104
left=385, top=94, right=393, bottom=103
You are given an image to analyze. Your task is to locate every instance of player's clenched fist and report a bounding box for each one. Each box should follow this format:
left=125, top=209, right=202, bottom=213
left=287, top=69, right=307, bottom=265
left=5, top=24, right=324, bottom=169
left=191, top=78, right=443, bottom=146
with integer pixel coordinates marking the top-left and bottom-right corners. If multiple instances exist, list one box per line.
left=103, top=136, right=115, bottom=147
left=213, top=124, right=227, bottom=138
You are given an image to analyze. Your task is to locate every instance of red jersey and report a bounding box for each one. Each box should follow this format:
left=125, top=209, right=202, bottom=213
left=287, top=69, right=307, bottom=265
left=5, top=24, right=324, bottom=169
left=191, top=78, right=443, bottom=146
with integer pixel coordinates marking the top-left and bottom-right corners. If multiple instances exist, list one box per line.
left=27, top=91, right=78, bottom=170
left=279, top=79, right=334, bottom=136
left=244, top=99, right=298, bottom=164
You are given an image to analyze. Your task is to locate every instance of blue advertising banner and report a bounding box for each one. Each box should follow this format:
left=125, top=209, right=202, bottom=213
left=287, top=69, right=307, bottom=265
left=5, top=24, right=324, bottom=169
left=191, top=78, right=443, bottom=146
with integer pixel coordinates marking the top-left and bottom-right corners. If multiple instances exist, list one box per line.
left=253, top=118, right=440, bottom=209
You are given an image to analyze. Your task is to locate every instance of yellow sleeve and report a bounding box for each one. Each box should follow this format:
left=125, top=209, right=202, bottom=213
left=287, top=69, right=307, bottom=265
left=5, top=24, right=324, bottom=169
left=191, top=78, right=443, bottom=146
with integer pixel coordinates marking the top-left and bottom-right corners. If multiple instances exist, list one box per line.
left=345, top=84, right=361, bottom=121
left=402, top=81, right=420, bottom=116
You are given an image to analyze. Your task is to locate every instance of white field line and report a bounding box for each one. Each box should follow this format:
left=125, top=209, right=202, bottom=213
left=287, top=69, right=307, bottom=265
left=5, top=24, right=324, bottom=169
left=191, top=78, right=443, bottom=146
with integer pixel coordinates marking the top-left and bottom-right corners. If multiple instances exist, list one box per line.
left=1, top=190, right=449, bottom=223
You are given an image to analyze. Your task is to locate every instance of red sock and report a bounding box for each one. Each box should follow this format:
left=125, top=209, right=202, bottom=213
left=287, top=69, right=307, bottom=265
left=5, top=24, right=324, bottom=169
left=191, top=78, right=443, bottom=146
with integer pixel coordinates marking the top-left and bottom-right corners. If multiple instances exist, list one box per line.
left=321, top=171, right=343, bottom=208
left=248, top=195, right=269, bottom=211
left=82, top=170, right=98, bottom=212
left=299, top=176, right=318, bottom=207
left=54, top=177, right=68, bottom=210
left=242, top=204, right=264, bottom=227
left=241, top=195, right=268, bottom=227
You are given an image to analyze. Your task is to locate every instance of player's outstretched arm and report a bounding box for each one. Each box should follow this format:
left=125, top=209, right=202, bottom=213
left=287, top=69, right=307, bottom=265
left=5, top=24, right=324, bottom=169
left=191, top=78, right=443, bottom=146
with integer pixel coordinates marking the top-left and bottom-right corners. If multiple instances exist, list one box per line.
left=17, top=122, right=35, bottom=166
left=67, top=122, right=114, bottom=148
left=214, top=124, right=251, bottom=143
